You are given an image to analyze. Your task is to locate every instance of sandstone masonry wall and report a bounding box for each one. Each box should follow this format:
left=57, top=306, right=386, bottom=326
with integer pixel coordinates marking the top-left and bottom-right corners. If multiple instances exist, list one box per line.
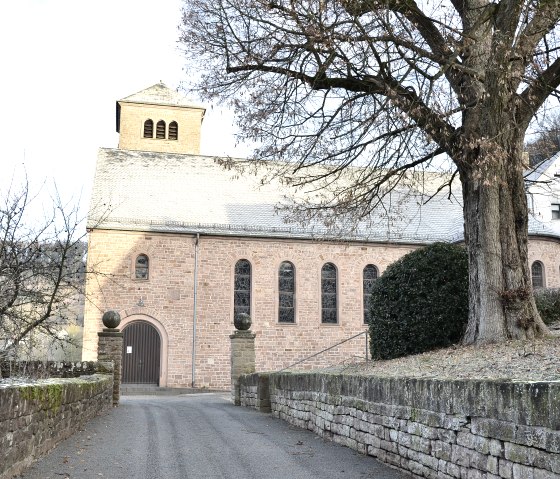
left=239, top=372, right=560, bottom=479
left=118, top=102, right=203, bottom=154
left=83, top=229, right=416, bottom=388
left=97, top=330, right=123, bottom=405
left=0, top=363, right=113, bottom=479
left=527, top=236, right=560, bottom=288
left=83, top=228, right=560, bottom=390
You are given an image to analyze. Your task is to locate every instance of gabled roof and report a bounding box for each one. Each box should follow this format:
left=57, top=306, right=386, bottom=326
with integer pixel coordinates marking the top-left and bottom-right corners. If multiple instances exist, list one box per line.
left=525, top=151, right=560, bottom=183
left=118, top=82, right=205, bottom=109
left=88, top=148, right=459, bottom=244
left=88, top=148, right=560, bottom=243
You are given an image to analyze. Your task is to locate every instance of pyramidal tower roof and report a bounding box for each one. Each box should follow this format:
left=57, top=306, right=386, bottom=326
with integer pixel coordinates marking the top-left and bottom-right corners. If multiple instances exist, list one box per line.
left=119, top=82, right=205, bottom=109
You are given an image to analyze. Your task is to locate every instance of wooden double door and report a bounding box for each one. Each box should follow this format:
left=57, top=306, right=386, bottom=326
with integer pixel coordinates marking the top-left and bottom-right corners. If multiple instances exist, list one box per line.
left=122, top=321, right=161, bottom=385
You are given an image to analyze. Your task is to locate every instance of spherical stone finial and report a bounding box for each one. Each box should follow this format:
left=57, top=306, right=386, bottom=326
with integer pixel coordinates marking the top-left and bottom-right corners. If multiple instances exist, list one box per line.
left=234, top=312, right=252, bottom=331
left=102, top=310, right=121, bottom=329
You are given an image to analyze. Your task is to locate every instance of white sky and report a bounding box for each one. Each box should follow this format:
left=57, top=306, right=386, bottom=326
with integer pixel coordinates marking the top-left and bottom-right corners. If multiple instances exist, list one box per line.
left=0, top=0, right=244, bottom=218
left=1, top=0, right=557, bottom=223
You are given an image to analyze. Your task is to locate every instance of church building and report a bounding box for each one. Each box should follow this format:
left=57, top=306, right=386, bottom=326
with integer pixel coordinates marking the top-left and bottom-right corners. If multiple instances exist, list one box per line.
left=82, top=83, right=560, bottom=389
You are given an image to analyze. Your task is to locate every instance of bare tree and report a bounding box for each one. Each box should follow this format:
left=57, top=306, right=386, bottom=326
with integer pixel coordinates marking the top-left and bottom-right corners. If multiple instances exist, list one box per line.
left=0, top=181, right=87, bottom=361
left=180, top=0, right=560, bottom=344
left=526, top=112, right=560, bottom=166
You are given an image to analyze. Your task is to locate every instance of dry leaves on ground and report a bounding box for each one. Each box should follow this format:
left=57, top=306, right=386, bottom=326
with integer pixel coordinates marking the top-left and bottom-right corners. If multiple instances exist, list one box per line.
left=319, top=326, right=560, bottom=382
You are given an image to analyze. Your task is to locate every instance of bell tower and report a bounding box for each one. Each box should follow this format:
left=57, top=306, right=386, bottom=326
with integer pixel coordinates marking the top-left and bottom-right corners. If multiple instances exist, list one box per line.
left=116, top=82, right=205, bottom=155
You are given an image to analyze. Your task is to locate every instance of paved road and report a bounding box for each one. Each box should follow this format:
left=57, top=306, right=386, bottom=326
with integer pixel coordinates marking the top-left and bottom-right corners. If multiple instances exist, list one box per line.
left=20, top=393, right=410, bottom=479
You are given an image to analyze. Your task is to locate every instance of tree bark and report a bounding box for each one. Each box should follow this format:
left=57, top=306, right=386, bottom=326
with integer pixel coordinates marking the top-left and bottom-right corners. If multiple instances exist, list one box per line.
left=459, top=141, right=549, bottom=344
left=455, top=13, right=551, bottom=344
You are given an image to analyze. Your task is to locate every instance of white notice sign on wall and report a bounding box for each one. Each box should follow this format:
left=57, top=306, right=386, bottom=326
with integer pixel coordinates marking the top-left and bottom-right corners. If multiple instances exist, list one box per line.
left=126, top=346, right=132, bottom=354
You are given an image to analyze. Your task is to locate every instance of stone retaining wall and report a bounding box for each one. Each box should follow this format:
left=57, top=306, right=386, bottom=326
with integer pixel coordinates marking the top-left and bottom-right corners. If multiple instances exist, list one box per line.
left=237, top=372, right=271, bottom=412
left=1, top=361, right=100, bottom=379
left=0, top=362, right=113, bottom=479
left=238, top=372, right=560, bottom=479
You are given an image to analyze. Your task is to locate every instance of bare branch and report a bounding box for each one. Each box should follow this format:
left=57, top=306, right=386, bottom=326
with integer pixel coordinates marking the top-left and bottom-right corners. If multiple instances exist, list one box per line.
left=518, top=56, right=560, bottom=123
left=515, top=0, right=560, bottom=60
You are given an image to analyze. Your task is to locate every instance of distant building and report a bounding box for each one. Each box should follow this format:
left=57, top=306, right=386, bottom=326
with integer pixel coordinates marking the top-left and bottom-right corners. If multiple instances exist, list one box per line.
left=82, top=83, right=560, bottom=389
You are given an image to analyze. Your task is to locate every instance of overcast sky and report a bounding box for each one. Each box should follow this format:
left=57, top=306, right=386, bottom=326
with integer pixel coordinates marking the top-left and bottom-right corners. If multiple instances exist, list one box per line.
left=0, top=0, right=243, bottom=217
left=3, top=1, right=558, bottom=224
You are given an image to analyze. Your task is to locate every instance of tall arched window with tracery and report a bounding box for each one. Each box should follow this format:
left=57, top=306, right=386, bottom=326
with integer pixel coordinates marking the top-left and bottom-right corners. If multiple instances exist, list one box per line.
left=321, top=263, right=337, bottom=323
left=531, top=261, right=545, bottom=288
left=278, top=261, right=295, bottom=323
left=234, top=259, right=251, bottom=322
left=363, top=264, right=378, bottom=323
left=135, top=254, right=149, bottom=280
left=143, top=119, right=153, bottom=138
left=156, top=120, right=166, bottom=139
left=168, top=121, right=178, bottom=140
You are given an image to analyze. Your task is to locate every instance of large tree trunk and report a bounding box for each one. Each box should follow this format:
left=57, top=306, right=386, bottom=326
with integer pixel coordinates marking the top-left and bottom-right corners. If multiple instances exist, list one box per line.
left=456, top=16, right=551, bottom=344
left=459, top=140, right=549, bottom=344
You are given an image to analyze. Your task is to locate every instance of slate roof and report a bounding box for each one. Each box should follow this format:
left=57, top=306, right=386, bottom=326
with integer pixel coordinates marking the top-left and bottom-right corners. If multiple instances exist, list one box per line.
left=118, top=83, right=205, bottom=110
left=88, top=148, right=560, bottom=244
left=528, top=215, right=560, bottom=237
left=525, top=151, right=560, bottom=183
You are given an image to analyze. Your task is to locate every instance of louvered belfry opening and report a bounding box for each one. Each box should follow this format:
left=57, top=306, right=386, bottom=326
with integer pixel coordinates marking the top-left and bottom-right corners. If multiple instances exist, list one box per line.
left=122, top=321, right=161, bottom=384
left=168, top=121, right=178, bottom=140
left=156, top=120, right=166, bottom=139
left=143, top=119, right=153, bottom=138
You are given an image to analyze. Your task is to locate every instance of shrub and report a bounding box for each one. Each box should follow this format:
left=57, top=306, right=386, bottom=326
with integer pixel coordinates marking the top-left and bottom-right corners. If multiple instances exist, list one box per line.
left=368, top=242, right=468, bottom=360
left=533, top=288, right=560, bottom=325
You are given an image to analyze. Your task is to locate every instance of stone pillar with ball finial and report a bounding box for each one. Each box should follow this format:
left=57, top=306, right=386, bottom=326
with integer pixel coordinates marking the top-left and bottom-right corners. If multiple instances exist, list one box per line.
left=230, top=312, right=256, bottom=405
left=97, top=311, right=123, bottom=406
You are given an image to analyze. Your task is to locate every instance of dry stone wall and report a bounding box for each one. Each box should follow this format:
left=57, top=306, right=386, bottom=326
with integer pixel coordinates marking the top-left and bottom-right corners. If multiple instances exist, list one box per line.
left=0, top=362, right=113, bottom=479
left=238, top=372, right=560, bottom=479
left=0, top=361, right=99, bottom=379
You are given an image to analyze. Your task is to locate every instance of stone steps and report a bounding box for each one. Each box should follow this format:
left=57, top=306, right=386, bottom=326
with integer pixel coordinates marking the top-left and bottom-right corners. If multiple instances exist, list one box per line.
left=121, top=384, right=224, bottom=396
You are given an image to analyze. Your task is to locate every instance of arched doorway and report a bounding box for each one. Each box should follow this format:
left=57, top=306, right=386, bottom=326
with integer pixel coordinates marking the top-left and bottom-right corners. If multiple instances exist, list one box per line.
left=122, top=321, right=161, bottom=385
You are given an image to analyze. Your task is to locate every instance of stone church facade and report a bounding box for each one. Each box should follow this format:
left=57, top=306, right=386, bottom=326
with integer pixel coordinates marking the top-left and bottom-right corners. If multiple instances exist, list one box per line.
left=83, top=84, right=560, bottom=389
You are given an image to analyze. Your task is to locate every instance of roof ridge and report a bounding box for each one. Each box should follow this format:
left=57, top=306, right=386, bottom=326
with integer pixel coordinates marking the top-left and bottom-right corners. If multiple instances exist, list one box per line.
left=118, top=83, right=205, bottom=110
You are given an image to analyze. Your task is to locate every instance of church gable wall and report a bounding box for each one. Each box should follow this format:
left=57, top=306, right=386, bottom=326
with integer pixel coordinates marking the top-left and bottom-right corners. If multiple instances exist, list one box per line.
left=82, top=229, right=196, bottom=389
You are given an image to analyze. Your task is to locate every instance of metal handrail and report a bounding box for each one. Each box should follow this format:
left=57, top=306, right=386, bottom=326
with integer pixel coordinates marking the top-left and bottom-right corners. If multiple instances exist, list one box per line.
left=277, top=329, right=369, bottom=373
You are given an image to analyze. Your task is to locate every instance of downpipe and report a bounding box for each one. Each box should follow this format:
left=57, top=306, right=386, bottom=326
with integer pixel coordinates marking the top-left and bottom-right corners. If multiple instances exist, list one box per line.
left=191, top=233, right=200, bottom=388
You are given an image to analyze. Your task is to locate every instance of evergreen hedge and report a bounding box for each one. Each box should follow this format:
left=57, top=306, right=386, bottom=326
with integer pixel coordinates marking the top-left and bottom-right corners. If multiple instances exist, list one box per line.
left=368, top=242, right=469, bottom=360
left=533, top=288, right=560, bottom=325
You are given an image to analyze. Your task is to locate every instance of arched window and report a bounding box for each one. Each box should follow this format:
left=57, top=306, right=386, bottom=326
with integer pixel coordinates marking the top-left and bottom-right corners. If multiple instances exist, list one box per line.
left=234, top=259, right=251, bottom=322
left=168, top=121, right=178, bottom=140
left=532, top=261, right=545, bottom=288
left=321, top=263, right=337, bottom=323
left=143, top=119, right=153, bottom=138
left=363, top=264, right=378, bottom=323
left=279, top=261, right=295, bottom=323
left=156, top=120, right=166, bottom=139
left=135, top=254, right=149, bottom=280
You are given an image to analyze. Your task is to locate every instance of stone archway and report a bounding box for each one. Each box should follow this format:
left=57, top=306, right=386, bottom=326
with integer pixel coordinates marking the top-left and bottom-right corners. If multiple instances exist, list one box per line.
left=120, top=314, right=169, bottom=387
